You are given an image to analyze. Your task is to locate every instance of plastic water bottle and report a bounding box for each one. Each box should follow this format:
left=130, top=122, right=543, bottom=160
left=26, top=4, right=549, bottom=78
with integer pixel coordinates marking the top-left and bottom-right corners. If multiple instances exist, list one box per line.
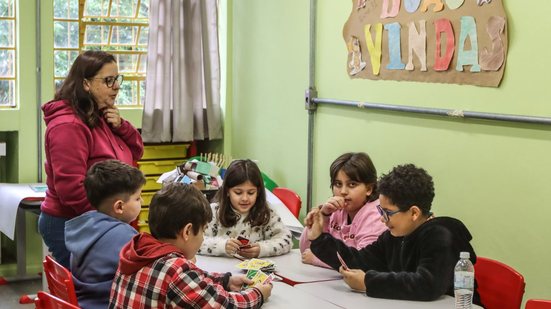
left=454, top=251, right=474, bottom=309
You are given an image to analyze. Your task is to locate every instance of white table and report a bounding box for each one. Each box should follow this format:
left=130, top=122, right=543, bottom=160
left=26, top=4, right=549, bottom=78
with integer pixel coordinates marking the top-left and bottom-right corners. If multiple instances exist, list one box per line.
left=295, top=280, right=484, bottom=308
left=197, top=249, right=342, bottom=285
left=269, top=249, right=342, bottom=285
left=263, top=282, right=340, bottom=308
left=195, top=254, right=244, bottom=274
left=0, top=183, right=45, bottom=282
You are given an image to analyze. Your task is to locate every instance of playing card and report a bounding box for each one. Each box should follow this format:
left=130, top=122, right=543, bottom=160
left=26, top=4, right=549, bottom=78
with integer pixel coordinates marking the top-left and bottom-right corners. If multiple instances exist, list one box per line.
left=237, top=236, right=252, bottom=249
left=336, top=251, right=349, bottom=270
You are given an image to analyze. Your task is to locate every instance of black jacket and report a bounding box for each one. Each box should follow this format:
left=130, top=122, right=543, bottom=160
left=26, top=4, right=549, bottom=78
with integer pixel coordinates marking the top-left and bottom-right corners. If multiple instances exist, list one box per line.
left=311, top=216, right=482, bottom=305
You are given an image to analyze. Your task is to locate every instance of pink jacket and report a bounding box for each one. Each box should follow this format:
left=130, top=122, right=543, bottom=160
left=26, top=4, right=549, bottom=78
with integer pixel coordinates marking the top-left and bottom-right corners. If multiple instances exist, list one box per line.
left=300, top=199, right=387, bottom=268
left=41, top=99, right=143, bottom=218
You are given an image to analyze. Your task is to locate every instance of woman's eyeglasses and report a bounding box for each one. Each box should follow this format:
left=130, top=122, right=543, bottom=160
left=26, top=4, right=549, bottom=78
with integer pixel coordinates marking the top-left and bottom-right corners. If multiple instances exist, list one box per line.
left=376, top=204, right=403, bottom=223
left=89, top=74, right=124, bottom=88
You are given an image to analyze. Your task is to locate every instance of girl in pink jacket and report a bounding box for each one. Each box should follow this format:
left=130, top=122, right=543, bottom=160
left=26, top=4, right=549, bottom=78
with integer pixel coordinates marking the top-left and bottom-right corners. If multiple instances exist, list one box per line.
left=300, top=152, right=387, bottom=268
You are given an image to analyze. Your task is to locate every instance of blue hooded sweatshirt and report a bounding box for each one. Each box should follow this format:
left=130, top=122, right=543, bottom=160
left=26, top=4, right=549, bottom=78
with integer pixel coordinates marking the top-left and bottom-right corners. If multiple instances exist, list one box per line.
left=65, top=211, right=137, bottom=309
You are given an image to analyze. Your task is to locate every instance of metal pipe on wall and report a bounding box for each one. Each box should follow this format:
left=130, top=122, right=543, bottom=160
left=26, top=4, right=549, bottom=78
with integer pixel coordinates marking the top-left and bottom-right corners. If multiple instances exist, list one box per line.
left=306, top=0, right=317, bottom=213
left=36, top=0, right=43, bottom=182
left=313, top=98, right=551, bottom=126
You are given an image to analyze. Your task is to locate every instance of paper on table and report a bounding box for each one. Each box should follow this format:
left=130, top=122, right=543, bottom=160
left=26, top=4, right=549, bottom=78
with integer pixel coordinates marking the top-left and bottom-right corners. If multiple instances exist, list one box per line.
left=0, top=183, right=46, bottom=239
left=265, top=189, right=303, bottom=237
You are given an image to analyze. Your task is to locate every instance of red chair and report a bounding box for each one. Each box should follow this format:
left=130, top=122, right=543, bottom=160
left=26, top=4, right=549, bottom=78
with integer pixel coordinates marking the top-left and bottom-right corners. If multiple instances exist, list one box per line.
left=43, top=256, right=79, bottom=306
left=526, top=299, right=551, bottom=309
left=475, top=257, right=525, bottom=309
left=272, top=187, right=302, bottom=218
left=35, top=291, right=80, bottom=309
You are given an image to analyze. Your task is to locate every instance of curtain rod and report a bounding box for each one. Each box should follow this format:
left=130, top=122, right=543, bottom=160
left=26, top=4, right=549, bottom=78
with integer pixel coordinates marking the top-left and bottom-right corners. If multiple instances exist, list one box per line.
left=312, top=97, right=551, bottom=126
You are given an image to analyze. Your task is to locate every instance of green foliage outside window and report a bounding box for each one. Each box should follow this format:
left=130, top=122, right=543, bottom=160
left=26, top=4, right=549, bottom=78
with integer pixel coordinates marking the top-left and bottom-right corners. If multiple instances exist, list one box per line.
left=0, top=0, right=15, bottom=107
left=54, top=0, right=149, bottom=106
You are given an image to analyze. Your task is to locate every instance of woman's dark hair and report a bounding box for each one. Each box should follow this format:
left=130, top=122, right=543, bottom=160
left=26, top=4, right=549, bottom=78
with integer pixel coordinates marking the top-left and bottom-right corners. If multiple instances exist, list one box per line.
left=54, top=50, right=116, bottom=128
left=215, top=159, right=270, bottom=228
left=378, top=164, right=435, bottom=215
left=148, top=183, right=212, bottom=239
left=330, top=152, right=378, bottom=202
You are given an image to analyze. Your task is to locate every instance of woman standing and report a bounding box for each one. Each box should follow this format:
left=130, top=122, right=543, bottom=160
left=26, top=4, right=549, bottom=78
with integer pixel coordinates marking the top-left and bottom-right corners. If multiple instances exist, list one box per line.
left=39, top=51, right=143, bottom=267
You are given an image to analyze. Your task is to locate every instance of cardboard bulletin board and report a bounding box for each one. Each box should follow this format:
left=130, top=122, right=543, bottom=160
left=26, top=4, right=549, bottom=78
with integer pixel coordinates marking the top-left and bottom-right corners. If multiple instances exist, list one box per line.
left=343, top=0, right=508, bottom=87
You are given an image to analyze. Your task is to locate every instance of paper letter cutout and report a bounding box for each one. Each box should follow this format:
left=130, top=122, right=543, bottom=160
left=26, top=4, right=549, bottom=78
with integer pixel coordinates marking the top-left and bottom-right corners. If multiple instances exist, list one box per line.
left=420, top=0, right=444, bottom=12
left=381, top=0, right=401, bottom=18
left=406, top=20, right=427, bottom=71
left=364, top=23, right=383, bottom=75
left=445, top=0, right=464, bottom=10
left=434, top=18, right=455, bottom=71
left=477, top=0, right=491, bottom=6
left=385, top=23, right=406, bottom=70
left=404, top=0, right=422, bottom=13
left=456, top=16, right=480, bottom=72
left=480, top=16, right=505, bottom=71
left=347, top=36, right=367, bottom=75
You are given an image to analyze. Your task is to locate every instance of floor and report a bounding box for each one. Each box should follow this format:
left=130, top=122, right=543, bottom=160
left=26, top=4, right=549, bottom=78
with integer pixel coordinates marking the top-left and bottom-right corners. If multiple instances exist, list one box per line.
left=0, top=278, right=42, bottom=309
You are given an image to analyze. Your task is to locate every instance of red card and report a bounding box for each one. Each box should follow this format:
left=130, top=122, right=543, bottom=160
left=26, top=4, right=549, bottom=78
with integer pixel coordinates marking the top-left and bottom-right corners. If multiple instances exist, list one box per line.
left=237, top=236, right=252, bottom=249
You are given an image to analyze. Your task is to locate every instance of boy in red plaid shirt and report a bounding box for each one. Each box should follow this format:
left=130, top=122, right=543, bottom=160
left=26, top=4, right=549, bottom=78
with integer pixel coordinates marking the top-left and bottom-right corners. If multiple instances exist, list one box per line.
left=109, top=183, right=272, bottom=308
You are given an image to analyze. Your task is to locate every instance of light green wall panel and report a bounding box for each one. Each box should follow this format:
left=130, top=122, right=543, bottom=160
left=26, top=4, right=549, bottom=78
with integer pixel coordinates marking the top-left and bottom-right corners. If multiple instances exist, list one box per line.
left=228, top=0, right=551, bottom=304
left=229, top=0, right=310, bottom=196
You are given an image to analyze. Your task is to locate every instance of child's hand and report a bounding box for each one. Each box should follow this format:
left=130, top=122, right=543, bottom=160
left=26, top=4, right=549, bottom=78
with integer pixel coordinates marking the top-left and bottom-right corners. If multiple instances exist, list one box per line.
left=320, top=196, right=346, bottom=215
left=304, top=207, right=323, bottom=228
left=254, top=282, right=273, bottom=302
left=340, top=267, right=367, bottom=292
left=237, top=243, right=260, bottom=258
left=306, top=209, right=324, bottom=241
left=301, top=249, right=316, bottom=265
left=225, top=238, right=242, bottom=256
left=227, top=275, right=250, bottom=292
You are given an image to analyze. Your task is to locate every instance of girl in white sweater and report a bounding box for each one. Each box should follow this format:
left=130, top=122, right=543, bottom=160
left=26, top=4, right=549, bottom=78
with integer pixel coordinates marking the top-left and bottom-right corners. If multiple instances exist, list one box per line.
left=198, top=159, right=292, bottom=258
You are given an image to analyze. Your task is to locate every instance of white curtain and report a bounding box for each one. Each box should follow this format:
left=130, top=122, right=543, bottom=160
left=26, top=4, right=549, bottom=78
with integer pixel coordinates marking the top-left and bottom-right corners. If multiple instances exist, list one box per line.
left=141, top=0, right=222, bottom=142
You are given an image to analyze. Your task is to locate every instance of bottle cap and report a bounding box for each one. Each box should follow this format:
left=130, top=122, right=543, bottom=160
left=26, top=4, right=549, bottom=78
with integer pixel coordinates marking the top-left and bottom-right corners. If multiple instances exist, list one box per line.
left=460, top=251, right=470, bottom=259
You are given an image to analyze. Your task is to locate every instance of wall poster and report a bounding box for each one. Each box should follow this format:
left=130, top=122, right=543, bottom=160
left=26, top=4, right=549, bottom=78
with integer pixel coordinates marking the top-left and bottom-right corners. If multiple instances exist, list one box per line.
left=344, top=0, right=508, bottom=87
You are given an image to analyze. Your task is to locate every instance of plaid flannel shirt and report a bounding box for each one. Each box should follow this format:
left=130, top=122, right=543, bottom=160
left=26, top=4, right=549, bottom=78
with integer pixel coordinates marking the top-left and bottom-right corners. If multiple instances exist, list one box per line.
left=109, top=252, right=263, bottom=308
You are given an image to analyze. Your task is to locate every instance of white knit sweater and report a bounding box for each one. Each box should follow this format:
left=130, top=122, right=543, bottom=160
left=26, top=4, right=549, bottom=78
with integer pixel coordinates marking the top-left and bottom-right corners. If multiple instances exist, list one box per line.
left=198, top=203, right=292, bottom=257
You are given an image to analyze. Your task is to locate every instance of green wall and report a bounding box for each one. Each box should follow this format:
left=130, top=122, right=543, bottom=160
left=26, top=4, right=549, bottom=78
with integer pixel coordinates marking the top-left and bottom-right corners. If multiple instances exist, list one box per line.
left=227, top=0, right=551, bottom=303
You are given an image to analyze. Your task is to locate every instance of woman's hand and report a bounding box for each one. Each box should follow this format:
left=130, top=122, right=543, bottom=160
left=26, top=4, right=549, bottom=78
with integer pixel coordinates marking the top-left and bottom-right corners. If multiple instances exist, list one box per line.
left=301, top=248, right=316, bottom=265
left=340, top=267, right=367, bottom=292
left=225, top=238, right=242, bottom=256
left=102, top=106, right=122, bottom=128
left=237, top=243, right=260, bottom=258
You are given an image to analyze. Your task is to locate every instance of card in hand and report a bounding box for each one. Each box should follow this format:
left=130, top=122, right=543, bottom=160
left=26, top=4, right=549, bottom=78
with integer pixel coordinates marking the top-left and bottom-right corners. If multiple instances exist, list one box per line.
left=237, top=236, right=252, bottom=249
left=336, top=251, right=349, bottom=270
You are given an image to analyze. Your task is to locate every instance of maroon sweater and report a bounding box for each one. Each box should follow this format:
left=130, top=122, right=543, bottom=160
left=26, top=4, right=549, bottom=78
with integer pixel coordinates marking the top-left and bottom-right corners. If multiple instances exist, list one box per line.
left=41, top=99, right=143, bottom=218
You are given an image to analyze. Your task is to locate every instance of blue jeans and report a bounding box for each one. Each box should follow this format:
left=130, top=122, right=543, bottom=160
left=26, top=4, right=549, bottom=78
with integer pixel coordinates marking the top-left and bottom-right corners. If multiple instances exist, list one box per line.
left=38, top=212, right=70, bottom=268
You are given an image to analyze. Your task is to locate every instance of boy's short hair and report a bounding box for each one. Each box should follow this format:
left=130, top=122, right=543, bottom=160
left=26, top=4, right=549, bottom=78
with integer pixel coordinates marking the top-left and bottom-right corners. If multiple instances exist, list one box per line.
left=378, top=164, right=435, bottom=215
left=84, top=159, right=146, bottom=209
left=148, top=183, right=212, bottom=238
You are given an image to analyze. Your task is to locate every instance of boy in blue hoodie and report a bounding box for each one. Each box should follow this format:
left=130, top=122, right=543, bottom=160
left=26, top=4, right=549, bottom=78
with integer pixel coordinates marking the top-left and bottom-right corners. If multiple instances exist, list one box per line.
left=64, top=159, right=145, bottom=309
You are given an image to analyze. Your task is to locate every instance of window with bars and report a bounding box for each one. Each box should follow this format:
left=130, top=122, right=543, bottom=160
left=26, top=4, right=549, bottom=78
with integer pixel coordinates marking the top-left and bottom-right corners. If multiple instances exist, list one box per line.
left=0, top=0, right=16, bottom=108
left=53, top=0, right=149, bottom=107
